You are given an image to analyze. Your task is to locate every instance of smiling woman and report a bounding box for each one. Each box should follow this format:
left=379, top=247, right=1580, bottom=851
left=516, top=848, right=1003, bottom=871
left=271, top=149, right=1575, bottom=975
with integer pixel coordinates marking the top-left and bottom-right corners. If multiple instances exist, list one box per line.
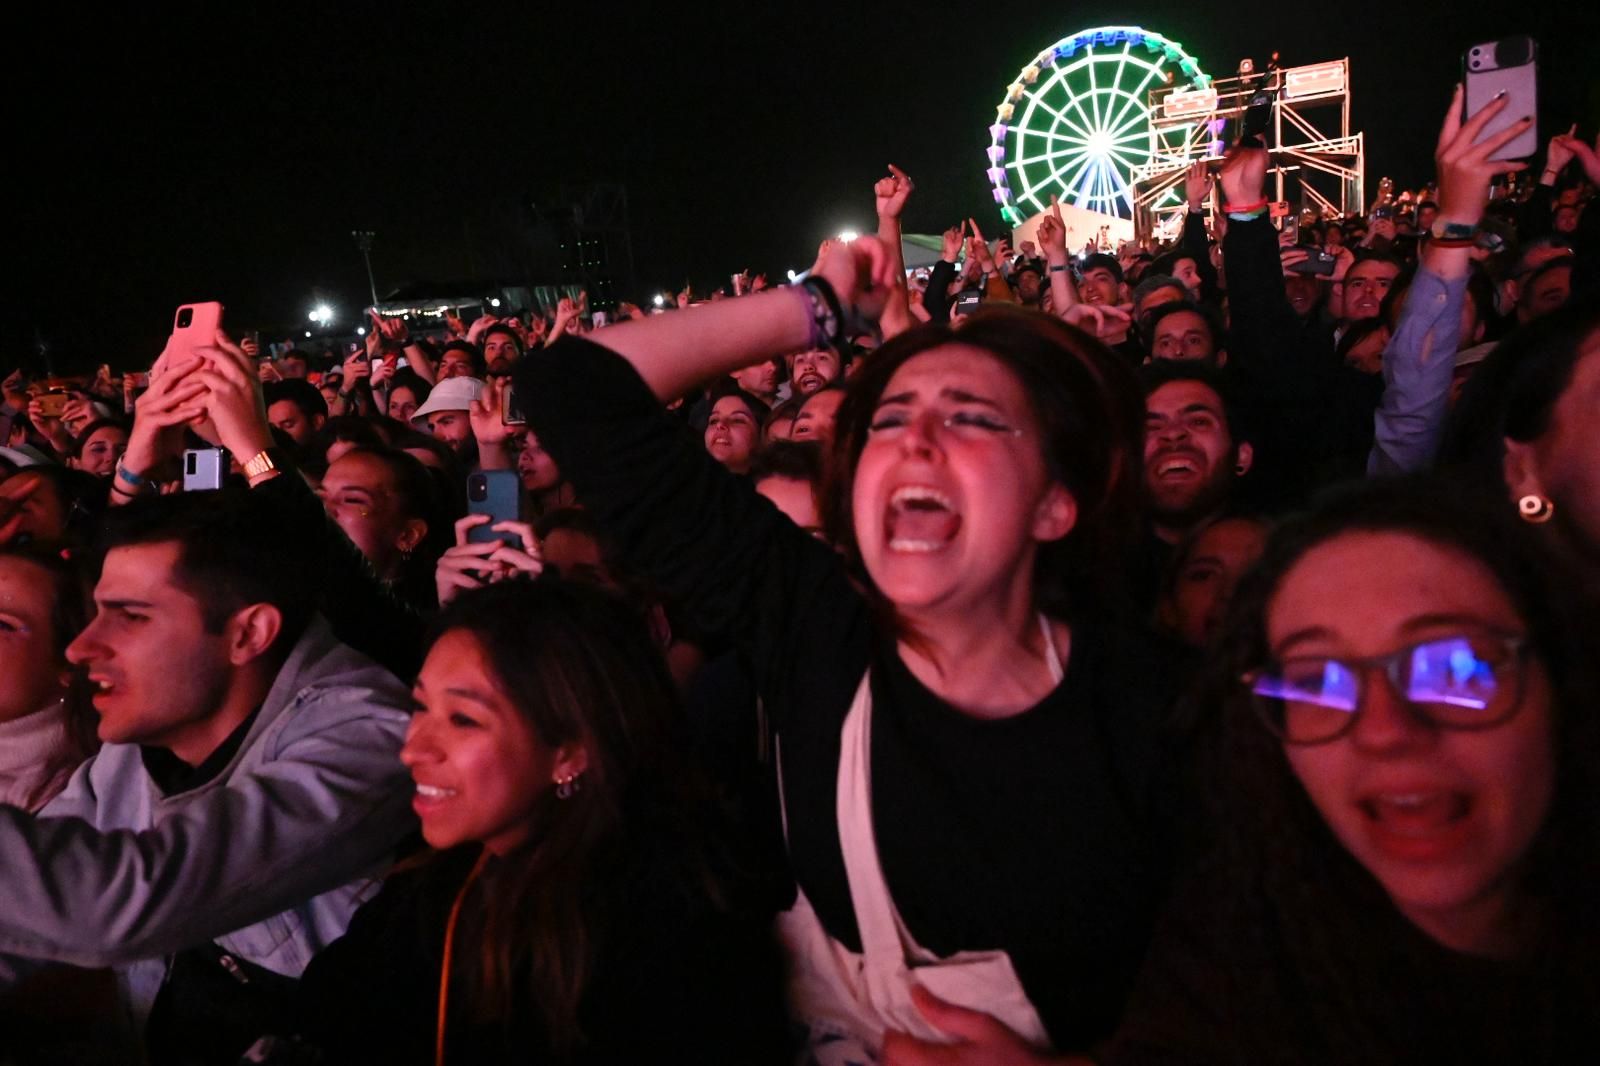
left=290, top=579, right=787, bottom=1063
left=513, top=239, right=1185, bottom=1060
left=1108, top=477, right=1600, bottom=1063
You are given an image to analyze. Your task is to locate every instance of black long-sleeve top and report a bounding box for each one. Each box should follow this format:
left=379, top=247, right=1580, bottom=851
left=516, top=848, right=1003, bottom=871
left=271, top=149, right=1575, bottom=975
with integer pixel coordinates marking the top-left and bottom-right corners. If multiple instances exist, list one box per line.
left=514, top=338, right=1188, bottom=1050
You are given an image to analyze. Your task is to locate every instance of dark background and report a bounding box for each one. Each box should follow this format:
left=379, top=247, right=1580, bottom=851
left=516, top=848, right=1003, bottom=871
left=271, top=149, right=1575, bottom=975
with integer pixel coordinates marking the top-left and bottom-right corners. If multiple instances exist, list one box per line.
left=13, top=1, right=1599, bottom=372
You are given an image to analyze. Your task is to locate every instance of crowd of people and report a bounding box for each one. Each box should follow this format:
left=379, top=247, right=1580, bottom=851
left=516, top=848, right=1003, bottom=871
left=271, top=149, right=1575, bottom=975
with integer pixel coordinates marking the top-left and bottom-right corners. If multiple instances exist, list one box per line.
left=0, top=76, right=1596, bottom=1065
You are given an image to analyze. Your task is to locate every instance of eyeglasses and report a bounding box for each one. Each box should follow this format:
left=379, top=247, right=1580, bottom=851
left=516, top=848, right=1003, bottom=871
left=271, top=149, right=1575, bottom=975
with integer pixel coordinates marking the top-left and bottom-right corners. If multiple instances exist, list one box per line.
left=866, top=409, right=1024, bottom=442
left=1244, top=632, right=1530, bottom=745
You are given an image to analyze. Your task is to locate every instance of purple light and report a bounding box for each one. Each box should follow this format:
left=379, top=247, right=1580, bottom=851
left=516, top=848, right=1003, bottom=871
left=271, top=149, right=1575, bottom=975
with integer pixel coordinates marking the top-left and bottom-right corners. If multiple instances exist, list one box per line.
left=992, top=188, right=1008, bottom=204
left=986, top=166, right=1007, bottom=184
left=989, top=122, right=1007, bottom=142
left=986, top=145, right=1005, bottom=164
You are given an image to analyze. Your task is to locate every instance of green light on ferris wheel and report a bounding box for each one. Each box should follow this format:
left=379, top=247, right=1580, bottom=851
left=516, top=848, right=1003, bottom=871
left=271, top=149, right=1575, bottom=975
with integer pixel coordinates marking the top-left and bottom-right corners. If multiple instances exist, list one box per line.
left=984, top=25, right=1209, bottom=223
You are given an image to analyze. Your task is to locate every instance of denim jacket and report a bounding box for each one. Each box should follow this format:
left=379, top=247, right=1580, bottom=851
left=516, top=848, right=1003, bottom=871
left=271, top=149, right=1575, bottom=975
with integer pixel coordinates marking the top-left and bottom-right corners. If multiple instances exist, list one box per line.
left=0, top=615, right=414, bottom=1028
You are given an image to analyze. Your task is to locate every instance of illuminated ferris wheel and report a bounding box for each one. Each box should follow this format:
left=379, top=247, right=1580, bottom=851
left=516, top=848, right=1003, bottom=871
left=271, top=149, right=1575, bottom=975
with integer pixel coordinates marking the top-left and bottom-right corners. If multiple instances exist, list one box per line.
left=986, top=26, right=1210, bottom=224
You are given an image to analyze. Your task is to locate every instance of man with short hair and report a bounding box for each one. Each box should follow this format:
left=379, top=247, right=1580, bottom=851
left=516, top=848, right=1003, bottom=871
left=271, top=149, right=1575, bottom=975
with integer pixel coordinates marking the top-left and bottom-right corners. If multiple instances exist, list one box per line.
left=730, top=358, right=780, bottom=406
left=0, top=488, right=412, bottom=1059
left=1010, top=258, right=1045, bottom=307
left=1132, top=274, right=1188, bottom=320
left=436, top=340, right=485, bottom=380
left=1141, top=363, right=1253, bottom=546
left=480, top=324, right=524, bottom=376
left=1336, top=253, right=1403, bottom=326
left=276, top=350, right=310, bottom=380
left=790, top=384, right=845, bottom=444
left=264, top=379, right=328, bottom=447
left=1145, top=301, right=1226, bottom=366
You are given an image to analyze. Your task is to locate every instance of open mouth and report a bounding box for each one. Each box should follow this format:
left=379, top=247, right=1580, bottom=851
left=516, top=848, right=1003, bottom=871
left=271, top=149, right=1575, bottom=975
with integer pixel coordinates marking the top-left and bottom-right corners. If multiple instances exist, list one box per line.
left=413, top=782, right=459, bottom=814
left=1358, top=790, right=1473, bottom=856
left=885, top=485, right=962, bottom=553
left=1152, top=452, right=1203, bottom=480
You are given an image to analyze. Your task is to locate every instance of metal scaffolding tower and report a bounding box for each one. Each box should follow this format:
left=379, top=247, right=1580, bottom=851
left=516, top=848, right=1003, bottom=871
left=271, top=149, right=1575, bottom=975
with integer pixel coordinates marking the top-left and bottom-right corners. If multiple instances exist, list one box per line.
left=1129, top=58, right=1364, bottom=241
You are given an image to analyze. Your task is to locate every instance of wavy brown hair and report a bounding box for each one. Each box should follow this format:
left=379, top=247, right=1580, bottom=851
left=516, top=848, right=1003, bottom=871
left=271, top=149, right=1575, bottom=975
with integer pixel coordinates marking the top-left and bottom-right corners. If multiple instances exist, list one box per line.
left=822, top=306, right=1145, bottom=621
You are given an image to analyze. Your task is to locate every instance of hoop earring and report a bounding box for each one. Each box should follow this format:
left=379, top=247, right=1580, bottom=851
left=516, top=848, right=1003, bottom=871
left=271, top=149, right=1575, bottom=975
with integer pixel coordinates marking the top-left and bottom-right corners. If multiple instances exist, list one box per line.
left=554, top=771, right=583, bottom=800
left=1518, top=494, right=1554, bottom=524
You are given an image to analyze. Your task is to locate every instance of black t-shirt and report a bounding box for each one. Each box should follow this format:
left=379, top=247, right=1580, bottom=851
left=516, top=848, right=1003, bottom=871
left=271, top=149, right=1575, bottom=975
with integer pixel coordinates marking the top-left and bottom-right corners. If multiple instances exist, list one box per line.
left=516, top=338, right=1190, bottom=1050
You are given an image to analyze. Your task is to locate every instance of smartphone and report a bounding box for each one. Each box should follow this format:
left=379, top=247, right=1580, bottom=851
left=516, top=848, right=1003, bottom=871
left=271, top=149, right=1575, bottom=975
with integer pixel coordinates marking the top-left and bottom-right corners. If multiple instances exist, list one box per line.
left=1288, top=250, right=1338, bottom=277
left=36, top=389, right=70, bottom=419
left=168, top=302, right=225, bottom=362
left=954, top=290, right=983, bottom=316
left=1278, top=213, right=1300, bottom=246
left=1373, top=205, right=1395, bottom=221
left=466, top=471, right=522, bottom=544
left=502, top=385, right=527, bottom=426
left=183, top=448, right=229, bottom=492
left=1464, top=36, right=1538, bottom=161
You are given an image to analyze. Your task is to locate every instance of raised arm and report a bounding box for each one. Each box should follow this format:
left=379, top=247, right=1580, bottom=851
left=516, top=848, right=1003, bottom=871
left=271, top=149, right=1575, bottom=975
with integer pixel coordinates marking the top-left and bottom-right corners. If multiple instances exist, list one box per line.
left=1370, top=85, right=1532, bottom=475
left=1037, top=195, right=1079, bottom=315
left=578, top=239, right=898, bottom=402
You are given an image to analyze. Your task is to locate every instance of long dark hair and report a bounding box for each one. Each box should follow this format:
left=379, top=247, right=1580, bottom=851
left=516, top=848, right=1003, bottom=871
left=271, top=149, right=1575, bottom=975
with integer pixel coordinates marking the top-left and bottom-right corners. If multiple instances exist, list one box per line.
left=425, top=579, right=721, bottom=1051
left=823, top=306, right=1144, bottom=620
left=1191, top=476, right=1600, bottom=1057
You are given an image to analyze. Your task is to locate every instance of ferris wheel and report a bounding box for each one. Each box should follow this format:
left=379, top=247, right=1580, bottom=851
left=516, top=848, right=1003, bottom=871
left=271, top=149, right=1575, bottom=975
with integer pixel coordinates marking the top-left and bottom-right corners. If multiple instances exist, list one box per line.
left=986, top=26, right=1210, bottom=225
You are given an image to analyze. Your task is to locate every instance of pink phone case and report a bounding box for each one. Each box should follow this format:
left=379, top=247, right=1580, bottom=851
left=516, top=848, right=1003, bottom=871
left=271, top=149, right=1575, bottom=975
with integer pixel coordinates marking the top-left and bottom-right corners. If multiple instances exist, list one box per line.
left=168, top=301, right=226, bottom=362
left=1464, top=37, right=1538, bottom=161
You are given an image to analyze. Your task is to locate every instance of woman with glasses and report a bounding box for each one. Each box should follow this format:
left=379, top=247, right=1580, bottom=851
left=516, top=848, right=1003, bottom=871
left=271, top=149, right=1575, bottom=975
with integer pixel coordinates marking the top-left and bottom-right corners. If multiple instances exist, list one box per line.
left=1109, top=477, right=1600, bottom=1064
left=512, top=238, right=1186, bottom=1062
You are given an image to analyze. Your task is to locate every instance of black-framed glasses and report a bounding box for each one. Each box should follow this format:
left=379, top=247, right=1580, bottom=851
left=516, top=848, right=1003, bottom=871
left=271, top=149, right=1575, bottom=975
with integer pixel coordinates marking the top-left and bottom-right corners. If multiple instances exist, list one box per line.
left=1244, top=633, right=1531, bottom=745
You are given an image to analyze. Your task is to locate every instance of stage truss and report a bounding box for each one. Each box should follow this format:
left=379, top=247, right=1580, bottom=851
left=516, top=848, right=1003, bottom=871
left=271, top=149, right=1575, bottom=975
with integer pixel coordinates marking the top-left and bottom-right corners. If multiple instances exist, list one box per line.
left=1128, top=59, right=1365, bottom=241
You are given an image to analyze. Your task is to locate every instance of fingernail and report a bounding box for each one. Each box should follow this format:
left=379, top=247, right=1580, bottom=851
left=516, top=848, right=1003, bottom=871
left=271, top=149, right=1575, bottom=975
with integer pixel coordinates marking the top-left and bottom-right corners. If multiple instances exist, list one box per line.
left=1495, top=89, right=1507, bottom=99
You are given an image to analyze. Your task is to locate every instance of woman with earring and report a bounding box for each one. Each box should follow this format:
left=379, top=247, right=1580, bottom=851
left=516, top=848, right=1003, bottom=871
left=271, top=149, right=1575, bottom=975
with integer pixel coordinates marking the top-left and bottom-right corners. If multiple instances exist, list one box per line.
left=1107, top=478, right=1600, bottom=1063
left=317, top=447, right=454, bottom=610
left=279, top=579, right=786, bottom=1064
left=0, top=547, right=96, bottom=811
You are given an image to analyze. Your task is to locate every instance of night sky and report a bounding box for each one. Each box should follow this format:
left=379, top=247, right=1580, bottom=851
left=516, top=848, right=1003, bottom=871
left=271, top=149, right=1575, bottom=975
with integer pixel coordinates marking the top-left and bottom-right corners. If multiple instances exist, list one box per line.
left=14, top=1, right=1599, bottom=373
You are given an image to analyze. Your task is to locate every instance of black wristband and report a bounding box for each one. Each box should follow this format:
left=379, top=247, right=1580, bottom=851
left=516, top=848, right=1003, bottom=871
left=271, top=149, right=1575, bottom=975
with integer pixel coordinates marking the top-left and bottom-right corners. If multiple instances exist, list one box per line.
left=800, top=276, right=846, bottom=351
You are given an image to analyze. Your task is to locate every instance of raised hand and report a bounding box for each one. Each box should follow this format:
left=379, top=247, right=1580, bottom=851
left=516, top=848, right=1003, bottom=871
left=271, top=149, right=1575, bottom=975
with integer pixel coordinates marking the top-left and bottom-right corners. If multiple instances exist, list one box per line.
left=1184, top=159, right=1214, bottom=210
left=341, top=349, right=372, bottom=393
left=966, top=218, right=997, bottom=273
left=466, top=314, right=498, bottom=346
left=444, top=309, right=466, bottom=337
left=940, top=222, right=965, bottom=263
left=874, top=163, right=915, bottom=220
left=469, top=375, right=511, bottom=449
left=189, top=331, right=273, bottom=462
left=374, top=309, right=410, bottom=348
left=122, top=354, right=210, bottom=479
left=1551, top=131, right=1600, bottom=186
left=815, top=235, right=900, bottom=330
left=1061, top=303, right=1133, bottom=341
left=369, top=354, right=397, bottom=389
left=1037, top=195, right=1068, bottom=259
left=436, top=514, right=544, bottom=606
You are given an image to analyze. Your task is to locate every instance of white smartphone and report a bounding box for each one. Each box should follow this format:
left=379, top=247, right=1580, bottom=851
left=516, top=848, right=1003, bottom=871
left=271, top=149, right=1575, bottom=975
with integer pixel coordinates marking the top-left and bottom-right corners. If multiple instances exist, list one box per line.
left=183, top=448, right=228, bottom=492
left=1464, top=36, right=1538, bottom=161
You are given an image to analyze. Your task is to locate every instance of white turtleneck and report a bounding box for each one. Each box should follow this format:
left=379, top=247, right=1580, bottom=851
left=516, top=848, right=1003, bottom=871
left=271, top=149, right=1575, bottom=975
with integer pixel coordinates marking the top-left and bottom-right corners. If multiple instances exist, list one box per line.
left=0, top=700, right=85, bottom=812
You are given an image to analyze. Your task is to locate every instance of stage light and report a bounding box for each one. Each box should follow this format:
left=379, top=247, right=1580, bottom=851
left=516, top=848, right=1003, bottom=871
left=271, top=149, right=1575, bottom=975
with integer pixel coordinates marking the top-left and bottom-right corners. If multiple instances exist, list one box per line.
left=304, top=331, right=313, bottom=338
left=837, top=229, right=859, bottom=242
left=652, top=294, right=666, bottom=307
left=309, top=304, right=333, bottom=325
left=356, top=326, right=366, bottom=336
left=489, top=297, right=502, bottom=307
left=786, top=269, right=798, bottom=282
left=1238, top=58, right=1255, bottom=75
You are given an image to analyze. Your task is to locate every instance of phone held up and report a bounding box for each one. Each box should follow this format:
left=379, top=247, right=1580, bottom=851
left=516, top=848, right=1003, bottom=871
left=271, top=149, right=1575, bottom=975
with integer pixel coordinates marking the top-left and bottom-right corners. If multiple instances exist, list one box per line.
left=1464, top=36, right=1538, bottom=161
left=183, top=448, right=229, bottom=492
left=168, top=302, right=225, bottom=362
left=502, top=385, right=528, bottom=426
left=466, top=471, right=522, bottom=545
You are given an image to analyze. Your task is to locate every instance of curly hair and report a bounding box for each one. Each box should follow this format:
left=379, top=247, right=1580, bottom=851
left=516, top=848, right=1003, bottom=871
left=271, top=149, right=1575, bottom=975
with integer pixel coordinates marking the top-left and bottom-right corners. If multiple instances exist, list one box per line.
left=1182, top=476, right=1600, bottom=1058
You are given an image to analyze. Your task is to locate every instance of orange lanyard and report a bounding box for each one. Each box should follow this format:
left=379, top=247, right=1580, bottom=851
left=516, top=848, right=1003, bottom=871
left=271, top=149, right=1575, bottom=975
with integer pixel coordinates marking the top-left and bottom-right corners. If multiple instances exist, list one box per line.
left=435, top=851, right=489, bottom=1066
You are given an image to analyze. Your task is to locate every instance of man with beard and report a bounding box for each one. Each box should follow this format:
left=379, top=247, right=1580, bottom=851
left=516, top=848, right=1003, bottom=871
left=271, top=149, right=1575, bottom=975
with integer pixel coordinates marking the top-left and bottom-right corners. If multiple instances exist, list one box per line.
left=1133, top=362, right=1252, bottom=607
left=786, top=347, right=841, bottom=399
left=479, top=323, right=524, bottom=377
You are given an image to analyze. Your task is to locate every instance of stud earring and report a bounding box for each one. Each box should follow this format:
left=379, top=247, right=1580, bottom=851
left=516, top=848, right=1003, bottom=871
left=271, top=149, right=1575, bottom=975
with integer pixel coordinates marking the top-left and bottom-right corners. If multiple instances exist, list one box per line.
left=555, top=771, right=584, bottom=800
